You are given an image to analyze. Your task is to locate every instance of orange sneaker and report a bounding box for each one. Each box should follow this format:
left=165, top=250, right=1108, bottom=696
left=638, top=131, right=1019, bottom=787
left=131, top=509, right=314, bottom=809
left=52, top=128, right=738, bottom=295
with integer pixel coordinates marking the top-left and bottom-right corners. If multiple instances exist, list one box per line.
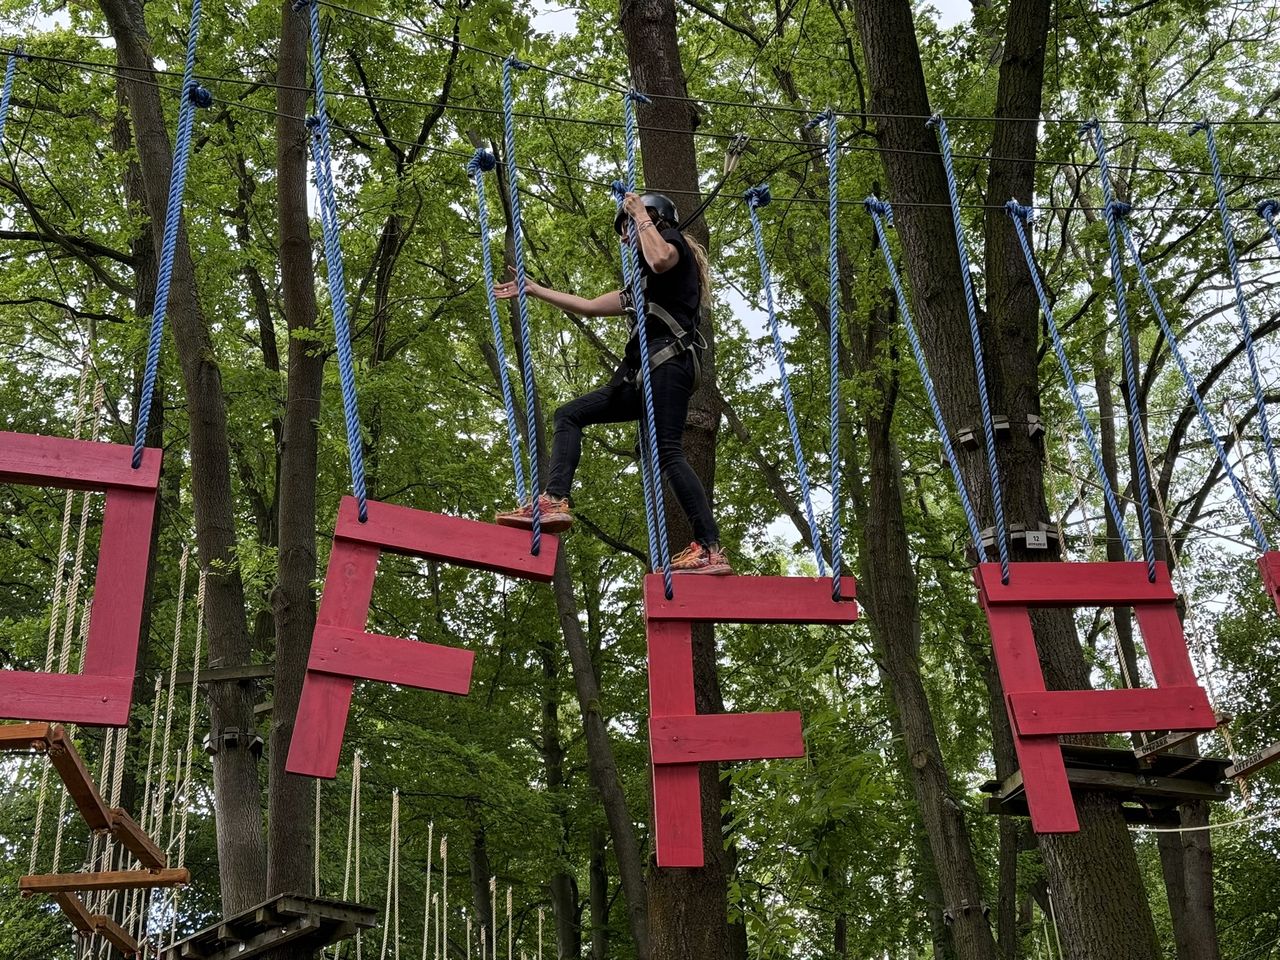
left=495, top=493, right=574, bottom=533
left=668, top=541, right=732, bottom=575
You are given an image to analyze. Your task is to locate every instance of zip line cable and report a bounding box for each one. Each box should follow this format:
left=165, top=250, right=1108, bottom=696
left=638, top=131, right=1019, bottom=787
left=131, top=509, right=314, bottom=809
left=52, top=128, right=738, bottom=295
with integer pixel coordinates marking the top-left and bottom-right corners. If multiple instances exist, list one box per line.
left=8, top=47, right=1280, bottom=188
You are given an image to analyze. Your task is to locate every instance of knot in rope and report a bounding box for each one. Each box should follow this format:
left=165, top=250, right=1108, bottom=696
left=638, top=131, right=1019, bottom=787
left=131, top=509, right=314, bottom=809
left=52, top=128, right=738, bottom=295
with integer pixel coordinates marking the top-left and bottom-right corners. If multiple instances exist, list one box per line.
left=188, top=84, right=213, bottom=108
left=1077, top=117, right=1100, bottom=136
left=863, top=196, right=894, bottom=224
left=925, top=112, right=943, bottom=130
left=804, top=107, right=835, bottom=132
left=467, top=148, right=497, bottom=175
left=1106, top=199, right=1133, bottom=219
left=1004, top=199, right=1034, bottom=222
left=305, top=114, right=321, bottom=130
left=610, top=179, right=626, bottom=203
left=1258, top=198, right=1280, bottom=221
left=290, top=0, right=311, bottom=10
left=744, top=183, right=771, bottom=208
left=626, top=89, right=651, bottom=105
left=504, top=54, right=530, bottom=72
left=1188, top=119, right=1211, bottom=137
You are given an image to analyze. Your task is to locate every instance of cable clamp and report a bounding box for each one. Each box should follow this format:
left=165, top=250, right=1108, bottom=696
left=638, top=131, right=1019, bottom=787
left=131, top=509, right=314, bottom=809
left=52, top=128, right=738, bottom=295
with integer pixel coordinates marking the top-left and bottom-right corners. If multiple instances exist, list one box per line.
left=203, top=727, right=265, bottom=758
left=943, top=900, right=990, bottom=924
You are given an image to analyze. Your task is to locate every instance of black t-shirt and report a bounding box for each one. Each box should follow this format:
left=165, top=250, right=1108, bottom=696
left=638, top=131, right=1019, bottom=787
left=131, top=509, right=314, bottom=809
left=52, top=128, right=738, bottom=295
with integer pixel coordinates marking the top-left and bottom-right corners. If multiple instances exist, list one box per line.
left=622, top=227, right=701, bottom=370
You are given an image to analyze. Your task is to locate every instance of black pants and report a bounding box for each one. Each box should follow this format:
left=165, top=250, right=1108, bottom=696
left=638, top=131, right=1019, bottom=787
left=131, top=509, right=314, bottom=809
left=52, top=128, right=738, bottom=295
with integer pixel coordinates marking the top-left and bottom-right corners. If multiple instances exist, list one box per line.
left=545, top=351, right=719, bottom=546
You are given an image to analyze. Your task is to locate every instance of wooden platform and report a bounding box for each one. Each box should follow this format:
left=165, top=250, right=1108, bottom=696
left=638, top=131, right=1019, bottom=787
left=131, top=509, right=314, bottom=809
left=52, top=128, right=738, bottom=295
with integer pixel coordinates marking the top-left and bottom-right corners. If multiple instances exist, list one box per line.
left=981, top=744, right=1233, bottom=825
left=158, top=894, right=378, bottom=960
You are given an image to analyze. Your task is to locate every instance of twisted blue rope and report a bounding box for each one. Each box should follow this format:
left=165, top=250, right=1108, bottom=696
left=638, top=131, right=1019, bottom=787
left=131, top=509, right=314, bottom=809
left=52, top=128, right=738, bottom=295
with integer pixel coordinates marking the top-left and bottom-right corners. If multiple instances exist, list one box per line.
left=1082, top=119, right=1158, bottom=581
left=0, top=46, right=22, bottom=150
left=1259, top=199, right=1280, bottom=258
left=1192, top=120, right=1280, bottom=519
left=809, top=108, right=844, bottom=597
left=744, top=184, right=825, bottom=576
left=501, top=56, right=543, bottom=555
left=1006, top=202, right=1135, bottom=560
left=302, top=0, right=367, bottom=521
left=928, top=114, right=1010, bottom=583
left=1108, top=204, right=1270, bottom=551
left=132, top=4, right=210, bottom=469
left=618, top=87, right=673, bottom=599
left=469, top=149, right=528, bottom=506
left=866, top=198, right=986, bottom=559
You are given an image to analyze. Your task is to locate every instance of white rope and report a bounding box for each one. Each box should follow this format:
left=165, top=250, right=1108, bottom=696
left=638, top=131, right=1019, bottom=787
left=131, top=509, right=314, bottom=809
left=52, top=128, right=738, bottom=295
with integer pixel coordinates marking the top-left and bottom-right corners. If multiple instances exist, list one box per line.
left=1128, top=807, right=1280, bottom=833
left=506, top=887, right=512, bottom=960
left=381, top=789, right=401, bottom=960
left=537, top=908, right=542, bottom=960
left=176, top=568, right=206, bottom=870
left=489, top=875, right=497, bottom=960
left=316, top=778, right=323, bottom=897
left=337, top=751, right=363, bottom=960
left=433, top=894, right=440, bottom=960
left=1046, top=887, right=1064, bottom=960
left=440, top=836, right=448, bottom=960
left=420, top=821, right=433, bottom=960
left=155, top=547, right=191, bottom=860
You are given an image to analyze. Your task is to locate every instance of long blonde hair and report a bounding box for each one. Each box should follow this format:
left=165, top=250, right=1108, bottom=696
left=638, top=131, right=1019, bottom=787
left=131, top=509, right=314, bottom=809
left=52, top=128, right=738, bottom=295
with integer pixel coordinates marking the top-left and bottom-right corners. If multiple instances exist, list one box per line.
left=682, top=232, right=712, bottom=307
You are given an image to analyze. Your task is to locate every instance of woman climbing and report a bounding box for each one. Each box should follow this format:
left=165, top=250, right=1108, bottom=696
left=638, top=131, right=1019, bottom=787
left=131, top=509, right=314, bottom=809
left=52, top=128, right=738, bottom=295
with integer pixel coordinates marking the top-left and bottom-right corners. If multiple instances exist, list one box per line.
left=494, top=191, right=731, bottom=575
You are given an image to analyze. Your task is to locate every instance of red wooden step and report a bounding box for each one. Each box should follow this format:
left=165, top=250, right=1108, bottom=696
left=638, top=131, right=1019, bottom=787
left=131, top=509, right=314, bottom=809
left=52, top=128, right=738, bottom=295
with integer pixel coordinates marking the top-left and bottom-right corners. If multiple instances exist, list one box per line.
left=644, top=573, right=857, bottom=623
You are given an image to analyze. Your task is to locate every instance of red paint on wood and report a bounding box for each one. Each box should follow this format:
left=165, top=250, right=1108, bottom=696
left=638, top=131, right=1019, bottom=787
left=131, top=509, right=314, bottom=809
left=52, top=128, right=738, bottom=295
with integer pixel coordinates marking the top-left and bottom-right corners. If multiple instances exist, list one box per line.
left=650, top=713, right=804, bottom=764
left=309, top=626, right=474, bottom=695
left=1009, top=688, right=1215, bottom=736
left=0, top=432, right=161, bottom=491
left=644, top=573, right=857, bottom=623
left=334, top=497, right=558, bottom=581
left=976, top=561, right=1174, bottom=606
left=643, top=575, right=859, bottom=867
left=288, top=501, right=559, bottom=779
left=0, top=435, right=160, bottom=727
left=977, top=560, right=1215, bottom=835
left=1259, top=552, right=1280, bottom=617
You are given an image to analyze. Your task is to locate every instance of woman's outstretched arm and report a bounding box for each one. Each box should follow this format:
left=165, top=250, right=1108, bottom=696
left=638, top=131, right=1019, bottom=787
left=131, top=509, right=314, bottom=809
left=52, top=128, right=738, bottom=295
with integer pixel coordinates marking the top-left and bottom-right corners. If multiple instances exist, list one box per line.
left=495, top=276, right=624, bottom=317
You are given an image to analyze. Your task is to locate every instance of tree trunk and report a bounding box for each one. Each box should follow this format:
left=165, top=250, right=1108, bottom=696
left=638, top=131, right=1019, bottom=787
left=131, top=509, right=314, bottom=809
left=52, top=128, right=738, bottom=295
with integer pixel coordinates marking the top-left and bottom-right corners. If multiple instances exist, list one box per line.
left=471, top=827, right=495, bottom=958
left=589, top=827, right=609, bottom=960
left=97, top=0, right=266, bottom=912
left=853, top=1, right=1162, bottom=957
left=541, top=635, right=582, bottom=959
left=617, top=2, right=732, bottom=957
left=266, top=0, right=324, bottom=923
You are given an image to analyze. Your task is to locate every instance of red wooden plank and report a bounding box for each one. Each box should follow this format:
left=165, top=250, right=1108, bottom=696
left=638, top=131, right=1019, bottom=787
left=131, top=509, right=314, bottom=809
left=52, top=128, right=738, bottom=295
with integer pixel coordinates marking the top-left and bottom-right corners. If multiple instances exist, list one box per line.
left=286, top=541, right=378, bottom=779
left=1009, top=687, right=1216, bottom=736
left=308, top=626, right=474, bottom=695
left=0, top=433, right=160, bottom=492
left=650, top=712, right=804, bottom=764
left=1258, top=552, right=1280, bottom=618
left=334, top=497, right=558, bottom=582
left=643, top=573, right=858, bottom=624
left=82, top=487, right=158, bottom=681
left=1134, top=603, right=1200, bottom=688
left=0, top=674, right=134, bottom=727
left=647, top=621, right=695, bottom=716
left=976, top=561, right=1174, bottom=607
left=651, top=764, right=703, bottom=868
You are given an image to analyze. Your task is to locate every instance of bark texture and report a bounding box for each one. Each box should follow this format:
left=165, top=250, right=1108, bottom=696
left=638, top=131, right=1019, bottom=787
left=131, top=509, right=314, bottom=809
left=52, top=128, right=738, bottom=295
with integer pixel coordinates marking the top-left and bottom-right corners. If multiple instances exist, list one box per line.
left=96, top=0, right=266, bottom=912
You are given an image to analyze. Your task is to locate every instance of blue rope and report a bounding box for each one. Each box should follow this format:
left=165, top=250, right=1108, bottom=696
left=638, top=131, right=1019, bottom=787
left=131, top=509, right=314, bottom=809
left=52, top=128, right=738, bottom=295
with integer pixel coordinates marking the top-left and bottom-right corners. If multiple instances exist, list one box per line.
left=1006, top=202, right=1135, bottom=560
left=501, top=56, right=543, bottom=555
left=0, top=46, right=22, bottom=151
left=928, top=114, right=1010, bottom=583
left=1107, top=203, right=1271, bottom=552
left=617, top=87, right=673, bottom=599
left=302, top=0, right=368, bottom=521
left=1082, top=119, right=1158, bottom=581
left=808, top=108, right=844, bottom=597
left=1192, top=121, right=1280, bottom=519
left=866, top=198, right=987, bottom=559
left=744, top=183, right=826, bottom=576
left=468, top=149, right=529, bottom=507
left=132, top=4, right=210, bottom=469
left=1259, top=199, right=1280, bottom=258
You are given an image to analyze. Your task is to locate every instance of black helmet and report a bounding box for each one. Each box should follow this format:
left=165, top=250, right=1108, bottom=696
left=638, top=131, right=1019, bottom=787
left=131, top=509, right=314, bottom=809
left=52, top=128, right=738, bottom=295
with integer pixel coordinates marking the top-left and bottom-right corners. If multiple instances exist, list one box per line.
left=613, top=192, right=680, bottom=235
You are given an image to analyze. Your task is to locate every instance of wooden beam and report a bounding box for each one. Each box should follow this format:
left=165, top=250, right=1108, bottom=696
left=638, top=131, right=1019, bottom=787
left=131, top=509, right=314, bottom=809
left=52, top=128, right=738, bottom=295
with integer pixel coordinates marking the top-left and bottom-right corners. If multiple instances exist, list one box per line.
left=1135, top=728, right=1207, bottom=763
left=649, top=712, right=805, bottom=764
left=1227, top=740, right=1280, bottom=779
left=1009, top=687, right=1216, bottom=737
left=47, top=727, right=113, bottom=831
left=976, top=560, right=1175, bottom=606
left=333, top=496, right=558, bottom=581
left=21, top=867, right=190, bottom=894
left=0, top=722, right=54, bottom=751
left=52, top=891, right=96, bottom=934
left=0, top=432, right=161, bottom=492
left=111, top=808, right=166, bottom=869
left=0, top=673, right=135, bottom=727
left=307, top=626, right=473, bottom=694
left=94, top=914, right=139, bottom=955
left=643, top=573, right=858, bottom=624
left=174, top=663, right=275, bottom=685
